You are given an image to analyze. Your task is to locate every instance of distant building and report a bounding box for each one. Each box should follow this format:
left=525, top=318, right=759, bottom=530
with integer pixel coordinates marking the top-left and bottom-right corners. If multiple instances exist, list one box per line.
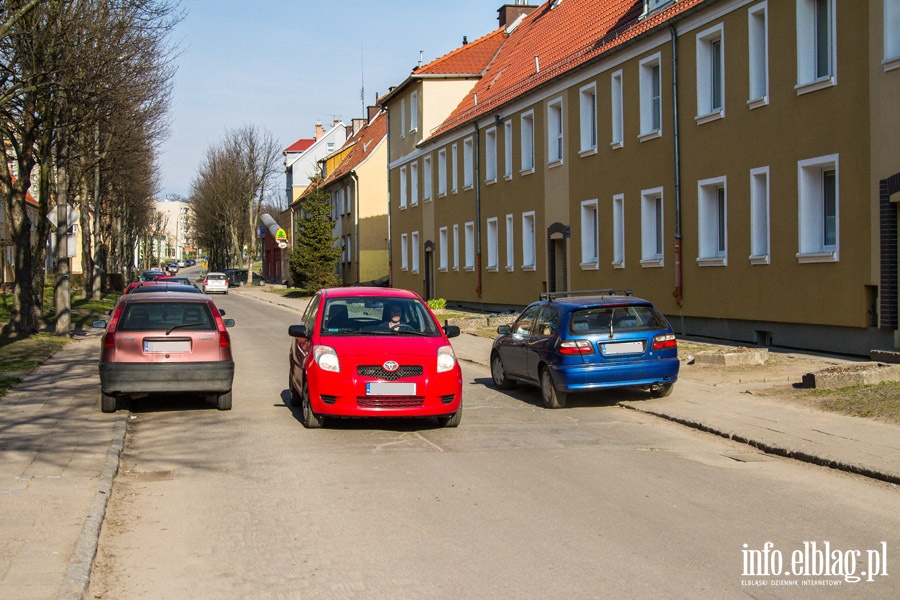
left=284, top=120, right=348, bottom=205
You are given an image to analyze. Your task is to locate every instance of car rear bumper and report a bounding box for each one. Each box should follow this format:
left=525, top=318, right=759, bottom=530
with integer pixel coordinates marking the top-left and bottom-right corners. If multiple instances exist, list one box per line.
left=99, top=361, right=234, bottom=395
left=549, top=358, right=679, bottom=392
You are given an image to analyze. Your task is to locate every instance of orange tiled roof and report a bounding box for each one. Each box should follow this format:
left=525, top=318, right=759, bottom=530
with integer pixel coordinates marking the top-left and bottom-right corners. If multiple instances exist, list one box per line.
left=434, top=0, right=704, bottom=137
left=325, top=111, right=387, bottom=184
left=414, top=26, right=507, bottom=76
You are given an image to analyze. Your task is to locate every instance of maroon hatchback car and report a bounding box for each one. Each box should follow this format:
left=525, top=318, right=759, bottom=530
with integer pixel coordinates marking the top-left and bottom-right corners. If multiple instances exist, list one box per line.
left=95, top=292, right=235, bottom=412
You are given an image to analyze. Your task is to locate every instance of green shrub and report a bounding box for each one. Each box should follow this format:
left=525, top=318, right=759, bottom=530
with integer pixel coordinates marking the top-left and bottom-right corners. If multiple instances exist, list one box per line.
left=428, top=298, right=446, bottom=310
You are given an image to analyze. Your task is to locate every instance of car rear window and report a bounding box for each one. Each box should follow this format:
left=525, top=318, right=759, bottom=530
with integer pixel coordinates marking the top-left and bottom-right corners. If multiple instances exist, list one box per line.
left=569, top=305, right=668, bottom=334
left=118, top=302, right=215, bottom=331
left=207, top=274, right=225, bottom=281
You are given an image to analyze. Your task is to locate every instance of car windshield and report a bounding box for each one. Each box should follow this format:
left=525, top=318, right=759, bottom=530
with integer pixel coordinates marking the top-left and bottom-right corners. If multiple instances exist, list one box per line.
left=569, top=305, right=668, bottom=334
left=118, top=302, right=214, bottom=332
left=320, top=296, right=441, bottom=336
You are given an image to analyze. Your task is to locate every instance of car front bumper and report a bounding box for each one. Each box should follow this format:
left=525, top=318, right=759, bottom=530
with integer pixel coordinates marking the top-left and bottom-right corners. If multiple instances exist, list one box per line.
left=99, top=361, right=234, bottom=396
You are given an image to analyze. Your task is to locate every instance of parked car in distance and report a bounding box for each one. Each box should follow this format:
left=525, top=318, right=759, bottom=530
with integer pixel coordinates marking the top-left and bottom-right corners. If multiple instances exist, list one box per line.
left=166, top=262, right=179, bottom=274
left=94, top=291, right=236, bottom=412
left=177, top=259, right=186, bottom=268
left=287, top=287, right=463, bottom=428
left=139, top=269, right=165, bottom=282
left=203, top=272, right=229, bottom=295
left=129, top=282, right=203, bottom=294
left=490, top=289, right=679, bottom=408
left=227, top=269, right=265, bottom=287
left=165, top=276, right=196, bottom=287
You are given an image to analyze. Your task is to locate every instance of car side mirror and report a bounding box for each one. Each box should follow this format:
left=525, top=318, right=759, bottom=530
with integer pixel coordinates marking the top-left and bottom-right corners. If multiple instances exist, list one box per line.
left=219, top=308, right=225, bottom=315
left=92, top=319, right=107, bottom=329
left=443, top=325, right=461, bottom=339
left=223, top=319, right=235, bottom=328
left=288, top=324, right=308, bottom=338
left=497, top=324, right=511, bottom=335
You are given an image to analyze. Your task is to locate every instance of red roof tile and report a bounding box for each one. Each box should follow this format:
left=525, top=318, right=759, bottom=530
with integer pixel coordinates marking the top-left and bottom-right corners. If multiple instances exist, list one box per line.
left=415, top=26, right=507, bottom=76
left=324, top=112, right=387, bottom=184
left=284, top=138, right=315, bottom=154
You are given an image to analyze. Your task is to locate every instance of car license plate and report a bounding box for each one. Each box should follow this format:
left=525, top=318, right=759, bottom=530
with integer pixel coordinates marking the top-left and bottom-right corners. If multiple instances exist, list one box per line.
left=602, top=341, right=644, bottom=355
left=366, top=382, right=416, bottom=396
left=144, top=340, right=190, bottom=353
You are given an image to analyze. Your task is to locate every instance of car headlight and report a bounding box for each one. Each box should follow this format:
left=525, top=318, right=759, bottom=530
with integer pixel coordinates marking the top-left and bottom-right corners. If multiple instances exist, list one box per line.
left=313, top=345, right=340, bottom=372
left=437, top=345, right=457, bottom=373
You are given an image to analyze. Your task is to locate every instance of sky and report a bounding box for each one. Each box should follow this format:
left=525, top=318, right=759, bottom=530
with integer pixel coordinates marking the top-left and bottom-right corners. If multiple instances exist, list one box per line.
left=159, top=0, right=508, bottom=200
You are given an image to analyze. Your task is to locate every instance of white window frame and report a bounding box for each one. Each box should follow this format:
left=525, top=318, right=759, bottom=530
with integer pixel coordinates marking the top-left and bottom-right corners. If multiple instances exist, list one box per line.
left=579, top=83, right=598, bottom=155
left=696, top=24, right=725, bottom=124
left=410, top=90, right=418, bottom=133
left=580, top=199, right=600, bottom=269
left=400, top=99, right=406, bottom=139
left=399, top=166, right=408, bottom=209
left=640, top=188, right=665, bottom=266
left=612, top=194, right=625, bottom=268
left=504, top=120, right=513, bottom=179
left=797, top=154, right=839, bottom=262
left=438, top=149, right=447, bottom=197
left=346, top=235, right=353, bottom=264
left=547, top=97, right=564, bottom=165
left=520, top=111, right=535, bottom=173
left=400, top=232, right=409, bottom=270
left=463, top=136, right=474, bottom=189
left=749, top=166, right=771, bottom=265
left=464, top=221, right=475, bottom=271
left=522, top=211, right=536, bottom=270
left=505, top=213, right=515, bottom=271
left=611, top=70, right=624, bottom=148
left=423, top=155, right=432, bottom=202
left=796, top=0, right=837, bottom=93
left=639, top=54, right=663, bottom=140
left=887, top=0, right=900, bottom=69
left=410, top=161, right=419, bottom=206
left=748, top=2, right=770, bottom=107
left=485, top=126, right=498, bottom=183
left=697, top=177, right=728, bottom=266
left=411, top=230, right=420, bottom=273
left=486, top=217, right=499, bottom=271
left=451, top=143, right=459, bottom=193
left=452, top=224, right=460, bottom=271
left=439, top=227, right=449, bottom=271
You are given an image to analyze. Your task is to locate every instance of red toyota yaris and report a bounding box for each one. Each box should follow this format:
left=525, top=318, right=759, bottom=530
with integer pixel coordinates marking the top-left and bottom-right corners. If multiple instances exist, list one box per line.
left=287, top=287, right=463, bottom=428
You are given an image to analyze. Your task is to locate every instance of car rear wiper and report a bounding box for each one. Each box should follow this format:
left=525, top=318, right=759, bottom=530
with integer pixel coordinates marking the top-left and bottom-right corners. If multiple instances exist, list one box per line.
left=166, top=323, right=201, bottom=335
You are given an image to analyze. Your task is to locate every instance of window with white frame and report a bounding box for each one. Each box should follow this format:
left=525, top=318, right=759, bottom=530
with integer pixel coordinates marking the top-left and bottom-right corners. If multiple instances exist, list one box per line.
left=463, top=136, right=474, bottom=188
left=344, top=184, right=351, bottom=214
left=438, top=149, right=447, bottom=196
left=579, top=83, right=597, bottom=154
left=522, top=211, right=536, bottom=269
left=748, top=3, right=769, bottom=106
left=423, top=155, right=432, bottom=201
left=639, top=54, right=663, bottom=138
left=611, top=70, right=624, bottom=147
left=796, top=0, right=836, bottom=91
left=580, top=199, right=599, bottom=268
left=451, top=143, right=459, bottom=193
left=485, top=127, right=498, bottom=183
left=696, top=24, right=725, bottom=121
left=504, top=120, right=513, bottom=179
left=612, top=194, right=625, bottom=268
left=410, top=161, right=419, bottom=206
left=886, top=0, right=900, bottom=67
left=464, top=222, right=475, bottom=270
left=798, top=154, right=839, bottom=262
left=411, top=231, right=420, bottom=273
left=400, top=99, right=406, bottom=138
left=547, top=98, right=564, bottom=164
left=400, top=232, right=409, bottom=270
left=641, top=188, right=664, bottom=266
left=346, top=235, right=353, bottom=264
left=452, top=224, right=459, bottom=270
left=399, top=166, right=407, bottom=209
left=486, top=217, right=499, bottom=270
left=697, top=177, right=728, bottom=265
left=410, top=91, right=418, bottom=133
left=749, top=166, right=770, bottom=264
left=439, top=227, right=448, bottom=271
left=521, top=111, right=535, bottom=172
left=505, top=213, right=515, bottom=270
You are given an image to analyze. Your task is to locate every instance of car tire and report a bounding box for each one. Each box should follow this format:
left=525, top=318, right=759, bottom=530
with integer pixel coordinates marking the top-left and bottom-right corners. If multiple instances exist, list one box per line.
left=289, top=373, right=301, bottom=407
left=650, top=383, right=674, bottom=398
left=540, top=368, right=567, bottom=409
left=101, top=391, right=117, bottom=413
left=490, top=353, right=516, bottom=390
left=217, top=389, right=233, bottom=410
left=300, top=379, right=325, bottom=429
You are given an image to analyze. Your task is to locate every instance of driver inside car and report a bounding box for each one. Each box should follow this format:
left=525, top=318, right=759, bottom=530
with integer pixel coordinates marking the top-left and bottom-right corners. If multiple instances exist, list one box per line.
left=384, top=304, right=404, bottom=330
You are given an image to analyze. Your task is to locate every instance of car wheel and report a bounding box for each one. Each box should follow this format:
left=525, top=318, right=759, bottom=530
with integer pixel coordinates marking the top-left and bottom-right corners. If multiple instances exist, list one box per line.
left=289, top=372, right=301, bottom=407
left=217, top=389, right=233, bottom=410
left=436, top=402, right=462, bottom=428
left=490, top=352, right=515, bottom=390
left=300, top=378, right=325, bottom=429
left=101, top=391, right=117, bottom=413
left=650, top=382, right=674, bottom=398
left=540, top=368, right=567, bottom=409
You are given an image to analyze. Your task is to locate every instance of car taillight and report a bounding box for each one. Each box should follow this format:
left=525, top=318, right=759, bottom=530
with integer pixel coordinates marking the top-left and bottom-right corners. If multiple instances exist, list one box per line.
left=559, top=339, right=594, bottom=355
left=103, top=304, right=125, bottom=348
left=212, top=307, right=230, bottom=347
left=651, top=334, right=677, bottom=350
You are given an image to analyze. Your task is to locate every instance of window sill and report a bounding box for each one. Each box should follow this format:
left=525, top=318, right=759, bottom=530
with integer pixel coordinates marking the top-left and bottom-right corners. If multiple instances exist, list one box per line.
left=797, top=251, right=838, bottom=264
left=439, top=267, right=448, bottom=273
left=578, top=147, right=598, bottom=158
left=884, top=56, right=900, bottom=72
left=580, top=261, right=599, bottom=270
left=547, top=159, right=563, bottom=169
left=640, top=258, right=663, bottom=268
left=486, top=266, right=498, bottom=273
left=611, top=260, right=625, bottom=269
left=463, top=184, right=473, bottom=192
left=697, top=256, right=727, bottom=267
left=411, top=269, right=419, bottom=275
left=504, top=174, right=513, bottom=182
left=795, top=76, right=836, bottom=96
left=520, top=168, right=535, bottom=177
left=438, top=192, right=447, bottom=199
left=747, top=96, right=768, bottom=110
left=521, top=264, right=536, bottom=272
left=638, top=130, right=662, bottom=143
left=610, top=140, right=624, bottom=150
left=749, top=254, right=770, bottom=265
left=506, top=266, right=515, bottom=272
left=695, top=109, right=724, bottom=125
left=424, top=197, right=432, bottom=203
left=485, top=178, right=497, bottom=186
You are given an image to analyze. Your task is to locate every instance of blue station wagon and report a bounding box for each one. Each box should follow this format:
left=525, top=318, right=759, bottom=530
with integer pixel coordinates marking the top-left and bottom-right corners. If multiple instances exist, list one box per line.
left=490, top=290, right=679, bottom=408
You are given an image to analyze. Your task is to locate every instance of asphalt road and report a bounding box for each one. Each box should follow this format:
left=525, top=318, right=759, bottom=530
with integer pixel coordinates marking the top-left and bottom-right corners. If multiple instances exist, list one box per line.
left=88, top=290, right=900, bottom=599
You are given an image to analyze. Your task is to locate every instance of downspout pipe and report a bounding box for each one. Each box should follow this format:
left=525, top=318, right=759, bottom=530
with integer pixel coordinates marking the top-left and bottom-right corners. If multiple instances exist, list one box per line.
left=670, top=25, right=683, bottom=307
left=474, top=121, right=482, bottom=298
left=381, top=105, right=393, bottom=286
left=351, top=172, right=360, bottom=283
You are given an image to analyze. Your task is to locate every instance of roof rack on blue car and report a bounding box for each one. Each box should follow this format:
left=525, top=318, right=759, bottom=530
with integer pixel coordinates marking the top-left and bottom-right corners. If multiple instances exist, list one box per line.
left=540, top=289, right=633, bottom=301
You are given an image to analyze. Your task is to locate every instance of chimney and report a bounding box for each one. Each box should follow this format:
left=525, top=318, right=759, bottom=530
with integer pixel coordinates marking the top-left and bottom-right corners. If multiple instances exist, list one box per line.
left=314, top=120, right=324, bottom=140
left=497, top=2, right=537, bottom=28
left=333, top=118, right=341, bottom=128
left=367, top=105, right=380, bottom=122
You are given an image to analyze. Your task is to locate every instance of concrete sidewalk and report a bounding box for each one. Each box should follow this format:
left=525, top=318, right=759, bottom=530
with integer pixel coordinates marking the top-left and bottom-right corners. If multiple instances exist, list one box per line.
left=241, top=285, right=900, bottom=485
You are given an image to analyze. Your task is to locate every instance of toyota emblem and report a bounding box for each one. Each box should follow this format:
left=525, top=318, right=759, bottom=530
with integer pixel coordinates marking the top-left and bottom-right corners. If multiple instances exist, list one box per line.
left=383, top=360, right=399, bottom=372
